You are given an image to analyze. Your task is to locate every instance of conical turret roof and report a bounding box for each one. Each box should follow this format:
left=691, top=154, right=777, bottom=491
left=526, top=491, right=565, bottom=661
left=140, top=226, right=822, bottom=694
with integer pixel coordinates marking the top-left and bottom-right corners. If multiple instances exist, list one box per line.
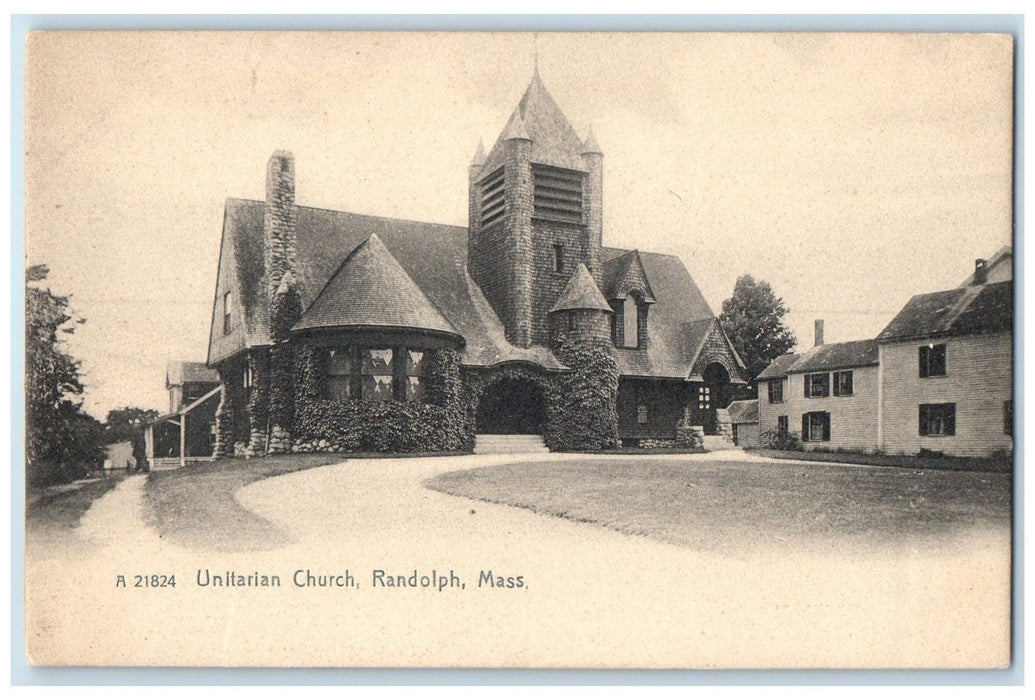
left=550, top=263, right=613, bottom=313
left=481, top=71, right=587, bottom=176
left=294, top=233, right=460, bottom=338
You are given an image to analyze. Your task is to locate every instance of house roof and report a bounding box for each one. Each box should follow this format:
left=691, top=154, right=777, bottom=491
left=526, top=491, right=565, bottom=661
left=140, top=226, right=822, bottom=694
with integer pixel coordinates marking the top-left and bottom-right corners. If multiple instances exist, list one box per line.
left=601, top=249, right=657, bottom=303
left=480, top=70, right=587, bottom=176
left=166, top=360, right=219, bottom=387
left=550, top=264, right=612, bottom=313
left=756, top=352, right=801, bottom=380
left=756, top=339, right=878, bottom=378
left=726, top=399, right=758, bottom=424
left=877, top=281, right=1012, bottom=343
left=294, top=233, right=461, bottom=338
left=958, top=246, right=1012, bottom=287
left=788, top=339, right=879, bottom=373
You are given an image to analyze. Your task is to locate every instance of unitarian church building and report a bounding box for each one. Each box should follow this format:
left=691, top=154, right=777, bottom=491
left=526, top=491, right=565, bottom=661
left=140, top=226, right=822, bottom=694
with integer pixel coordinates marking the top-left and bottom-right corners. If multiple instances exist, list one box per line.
left=206, top=71, right=747, bottom=456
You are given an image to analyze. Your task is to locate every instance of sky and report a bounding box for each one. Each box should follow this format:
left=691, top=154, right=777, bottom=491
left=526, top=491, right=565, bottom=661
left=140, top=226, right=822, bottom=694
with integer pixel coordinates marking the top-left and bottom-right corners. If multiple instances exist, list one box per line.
left=24, top=31, right=1014, bottom=419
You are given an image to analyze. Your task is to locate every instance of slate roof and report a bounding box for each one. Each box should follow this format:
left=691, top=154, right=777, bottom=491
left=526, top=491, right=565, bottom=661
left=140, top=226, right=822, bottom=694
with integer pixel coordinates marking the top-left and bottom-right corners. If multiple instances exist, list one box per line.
left=877, top=281, right=1013, bottom=342
left=726, top=399, right=758, bottom=424
left=209, top=201, right=726, bottom=380
left=550, top=264, right=612, bottom=313
left=601, top=248, right=720, bottom=379
left=294, top=233, right=460, bottom=338
left=480, top=70, right=586, bottom=176
left=167, top=360, right=219, bottom=387
left=601, top=249, right=657, bottom=303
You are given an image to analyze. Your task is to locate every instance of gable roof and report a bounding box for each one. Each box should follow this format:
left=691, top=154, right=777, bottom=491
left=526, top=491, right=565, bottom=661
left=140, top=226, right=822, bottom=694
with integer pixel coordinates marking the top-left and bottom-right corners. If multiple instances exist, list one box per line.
left=481, top=70, right=586, bottom=176
left=727, top=399, right=758, bottom=424
left=877, top=281, right=1012, bottom=343
left=550, top=264, right=612, bottom=313
left=787, top=339, right=879, bottom=373
left=208, top=199, right=567, bottom=370
left=602, top=247, right=725, bottom=379
left=757, top=352, right=801, bottom=380
left=959, top=246, right=1012, bottom=287
left=601, top=249, right=657, bottom=303
left=294, top=233, right=460, bottom=338
left=167, top=360, right=219, bottom=387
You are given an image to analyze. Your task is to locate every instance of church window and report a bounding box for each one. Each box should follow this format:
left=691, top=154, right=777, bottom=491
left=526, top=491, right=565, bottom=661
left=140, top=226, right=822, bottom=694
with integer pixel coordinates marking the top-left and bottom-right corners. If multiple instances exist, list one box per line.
left=324, top=346, right=431, bottom=404
left=553, top=244, right=564, bottom=273
left=223, top=290, right=233, bottom=334
left=479, top=167, right=506, bottom=227
left=623, top=295, right=639, bottom=348
left=405, top=350, right=426, bottom=403
left=326, top=349, right=353, bottom=401
left=533, top=164, right=583, bottom=223
left=361, top=348, right=394, bottom=402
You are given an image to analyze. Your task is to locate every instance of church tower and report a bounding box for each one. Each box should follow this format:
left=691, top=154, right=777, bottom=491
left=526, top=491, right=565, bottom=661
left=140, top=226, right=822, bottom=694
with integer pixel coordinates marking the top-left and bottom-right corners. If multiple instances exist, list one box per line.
left=468, top=70, right=604, bottom=348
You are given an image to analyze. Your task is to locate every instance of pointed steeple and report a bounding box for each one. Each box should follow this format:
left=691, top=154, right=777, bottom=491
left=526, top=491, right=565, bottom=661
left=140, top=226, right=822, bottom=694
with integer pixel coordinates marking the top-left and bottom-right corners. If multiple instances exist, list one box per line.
left=500, top=108, right=531, bottom=142
left=471, top=138, right=486, bottom=167
left=581, top=126, right=603, bottom=155
left=480, top=69, right=586, bottom=175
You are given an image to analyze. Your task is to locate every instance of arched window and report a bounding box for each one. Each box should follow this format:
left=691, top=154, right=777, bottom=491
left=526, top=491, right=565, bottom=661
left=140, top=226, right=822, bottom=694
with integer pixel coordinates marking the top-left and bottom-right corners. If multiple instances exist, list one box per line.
left=624, top=294, right=639, bottom=348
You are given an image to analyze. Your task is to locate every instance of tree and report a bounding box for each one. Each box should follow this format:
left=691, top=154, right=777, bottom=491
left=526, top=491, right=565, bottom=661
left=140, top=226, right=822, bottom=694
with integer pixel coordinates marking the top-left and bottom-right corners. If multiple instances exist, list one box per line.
left=104, top=407, right=159, bottom=472
left=719, top=275, right=797, bottom=390
left=25, top=264, right=104, bottom=486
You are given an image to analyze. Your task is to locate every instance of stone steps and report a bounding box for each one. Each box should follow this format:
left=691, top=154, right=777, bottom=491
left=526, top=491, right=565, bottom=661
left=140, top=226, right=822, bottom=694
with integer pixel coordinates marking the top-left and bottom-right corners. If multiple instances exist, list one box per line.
left=474, top=434, right=550, bottom=455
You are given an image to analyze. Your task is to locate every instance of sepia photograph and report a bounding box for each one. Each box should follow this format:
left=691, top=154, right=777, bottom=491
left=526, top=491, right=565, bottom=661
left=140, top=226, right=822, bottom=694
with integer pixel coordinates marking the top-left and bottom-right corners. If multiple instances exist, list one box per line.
left=22, top=29, right=1015, bottom=669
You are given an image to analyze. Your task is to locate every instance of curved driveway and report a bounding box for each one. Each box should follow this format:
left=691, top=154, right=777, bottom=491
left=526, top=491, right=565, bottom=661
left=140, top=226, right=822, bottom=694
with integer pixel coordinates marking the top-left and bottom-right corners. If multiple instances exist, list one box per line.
left=26, top=451, right=1010, bottom=668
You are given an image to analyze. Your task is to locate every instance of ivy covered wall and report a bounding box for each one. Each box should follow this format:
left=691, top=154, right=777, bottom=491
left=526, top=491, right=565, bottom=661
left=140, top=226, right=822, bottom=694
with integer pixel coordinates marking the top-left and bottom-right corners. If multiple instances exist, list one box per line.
left=545, top=342, right=620, bottom=451
left=292, top=345, right=472, bottom=453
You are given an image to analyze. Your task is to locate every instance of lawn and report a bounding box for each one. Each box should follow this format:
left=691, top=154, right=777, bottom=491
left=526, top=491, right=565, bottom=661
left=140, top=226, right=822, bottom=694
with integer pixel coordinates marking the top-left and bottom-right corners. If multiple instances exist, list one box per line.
left=425, top=458, right=1012, bottom=556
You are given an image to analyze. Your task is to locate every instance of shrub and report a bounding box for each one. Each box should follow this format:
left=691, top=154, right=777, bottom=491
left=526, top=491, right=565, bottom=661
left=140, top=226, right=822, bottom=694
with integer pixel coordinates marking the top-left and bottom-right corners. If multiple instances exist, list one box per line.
left=760, top=429, right=801, bottom=451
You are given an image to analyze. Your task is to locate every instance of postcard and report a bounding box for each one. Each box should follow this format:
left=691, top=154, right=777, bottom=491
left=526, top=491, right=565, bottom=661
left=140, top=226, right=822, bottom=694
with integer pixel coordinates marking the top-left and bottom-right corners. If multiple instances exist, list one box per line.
left=23, top=30, right=1014, bottom=668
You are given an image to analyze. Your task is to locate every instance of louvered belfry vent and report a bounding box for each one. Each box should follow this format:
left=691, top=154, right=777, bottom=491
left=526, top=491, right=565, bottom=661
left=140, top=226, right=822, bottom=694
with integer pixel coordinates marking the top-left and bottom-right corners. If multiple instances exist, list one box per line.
left=533, top=164, right=583, bottom=224
left=479, top=166, right=506, bottom=227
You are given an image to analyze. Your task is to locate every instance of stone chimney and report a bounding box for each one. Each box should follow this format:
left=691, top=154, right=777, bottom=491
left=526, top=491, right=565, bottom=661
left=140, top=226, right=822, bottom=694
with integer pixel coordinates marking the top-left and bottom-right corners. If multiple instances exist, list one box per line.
left=814, top=319, right=825, bottom=347
left=973, top=258, right=988, bottom=285
left=265, top=151, right=297, bottom=301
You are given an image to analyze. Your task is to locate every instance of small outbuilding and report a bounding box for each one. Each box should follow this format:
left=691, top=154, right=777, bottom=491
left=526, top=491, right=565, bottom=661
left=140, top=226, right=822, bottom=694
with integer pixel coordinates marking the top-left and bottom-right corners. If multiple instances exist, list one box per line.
left=726, top=399, right=759, bottom=448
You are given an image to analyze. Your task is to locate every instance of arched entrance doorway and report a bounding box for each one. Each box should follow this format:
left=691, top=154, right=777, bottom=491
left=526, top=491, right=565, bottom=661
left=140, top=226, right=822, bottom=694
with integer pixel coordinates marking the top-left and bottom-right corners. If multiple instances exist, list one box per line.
left=476, top=377, right=546, bottom=434
left=702, top=362, right=732, bottom=434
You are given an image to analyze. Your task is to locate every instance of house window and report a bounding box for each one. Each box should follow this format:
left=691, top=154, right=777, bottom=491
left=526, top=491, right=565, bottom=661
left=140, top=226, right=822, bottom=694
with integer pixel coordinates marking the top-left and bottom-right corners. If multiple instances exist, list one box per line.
left=532, top=164, right=583, bottom=223
left=405, top=350, right=426, bottom=403
left=1004, top=400, right=1012, bottom=436
left=698, top=386, right=710, bottom=410
left=804, top=373, right=829, bottom=398
left=801, top=411, right=830, bottom=442
left=553, top=244, right=564, bottom=273
left=833, top=370, right=854, bottom=397
left=223, top=290, right=233, bottom=334
left=777, top=415, right=789, bottom=439
left=623, top=295, right=639, bottom=349
left=637, top=405, right=648, bottom=424
left=325, top=349, right=353, bottom=401
left=919, top=344, right=947, bottom=378
left=479, top=167, right=506, bottom=227
left=361, top=348, right=394, bottom=402
left=919, top=403, right=956, bottom=436
left=767, top=379, right=784, bottom=404
left=242, top=363, right=253, bottom=400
